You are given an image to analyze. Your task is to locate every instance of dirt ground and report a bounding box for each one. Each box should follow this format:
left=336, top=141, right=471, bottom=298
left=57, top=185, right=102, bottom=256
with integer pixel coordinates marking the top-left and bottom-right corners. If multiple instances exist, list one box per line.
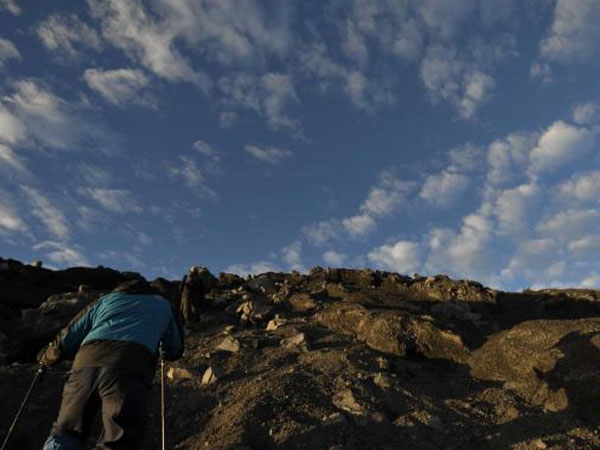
left=2, top=266, right=600, bottom=450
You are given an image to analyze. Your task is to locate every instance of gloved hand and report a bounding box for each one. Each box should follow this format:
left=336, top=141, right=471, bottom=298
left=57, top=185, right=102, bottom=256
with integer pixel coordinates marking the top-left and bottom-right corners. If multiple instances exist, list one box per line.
left=37, top=343, right=62, bottom=367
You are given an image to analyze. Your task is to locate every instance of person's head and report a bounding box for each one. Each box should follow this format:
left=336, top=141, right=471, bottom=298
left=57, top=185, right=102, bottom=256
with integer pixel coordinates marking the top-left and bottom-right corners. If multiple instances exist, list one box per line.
left=113, top=279, right=157, bottom=295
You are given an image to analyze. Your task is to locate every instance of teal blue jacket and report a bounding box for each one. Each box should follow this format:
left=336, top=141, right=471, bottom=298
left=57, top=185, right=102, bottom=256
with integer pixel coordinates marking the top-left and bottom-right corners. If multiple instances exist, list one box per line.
left=58, top=292, right=184, bottom=363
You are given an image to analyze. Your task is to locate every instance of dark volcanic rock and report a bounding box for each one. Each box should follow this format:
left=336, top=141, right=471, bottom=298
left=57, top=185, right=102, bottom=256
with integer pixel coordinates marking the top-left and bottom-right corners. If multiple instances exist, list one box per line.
left=0, top=257, right=142, bottom=311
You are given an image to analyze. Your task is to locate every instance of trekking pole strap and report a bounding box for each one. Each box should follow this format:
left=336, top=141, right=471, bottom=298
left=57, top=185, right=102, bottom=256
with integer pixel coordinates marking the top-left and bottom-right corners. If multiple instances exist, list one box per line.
left=1, top=364, right=45, bottom=450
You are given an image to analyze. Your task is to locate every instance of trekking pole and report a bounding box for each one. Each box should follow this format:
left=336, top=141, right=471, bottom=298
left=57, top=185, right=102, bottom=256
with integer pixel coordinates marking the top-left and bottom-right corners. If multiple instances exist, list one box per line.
left=1, top=363, right=45, bottom=450
left=159, top=342, right=166, bottom=450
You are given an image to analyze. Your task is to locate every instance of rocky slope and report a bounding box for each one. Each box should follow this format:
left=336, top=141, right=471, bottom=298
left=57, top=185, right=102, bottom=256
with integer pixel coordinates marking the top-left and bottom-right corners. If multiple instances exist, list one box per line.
left=1, top=258, right=600, bottom=450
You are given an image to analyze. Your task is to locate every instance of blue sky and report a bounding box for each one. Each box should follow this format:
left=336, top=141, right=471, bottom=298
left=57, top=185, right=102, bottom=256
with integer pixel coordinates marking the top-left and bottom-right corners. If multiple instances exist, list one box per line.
left=1, top=0, right=599, bottom=290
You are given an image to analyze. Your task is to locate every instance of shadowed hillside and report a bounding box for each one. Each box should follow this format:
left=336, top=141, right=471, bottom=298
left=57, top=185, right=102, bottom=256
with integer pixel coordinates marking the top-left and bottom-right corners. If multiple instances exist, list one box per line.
left=1, top=258, right=600, bottom=450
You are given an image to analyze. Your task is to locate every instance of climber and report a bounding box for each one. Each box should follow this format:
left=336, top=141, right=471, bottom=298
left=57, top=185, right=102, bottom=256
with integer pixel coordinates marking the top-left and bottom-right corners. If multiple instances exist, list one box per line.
left=38, top=279, right=184, bottom=450
left=179, top=265, right=205, bottom=324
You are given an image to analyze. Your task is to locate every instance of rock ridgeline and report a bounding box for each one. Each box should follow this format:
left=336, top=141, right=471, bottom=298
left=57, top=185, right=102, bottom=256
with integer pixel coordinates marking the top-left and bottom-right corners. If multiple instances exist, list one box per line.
left=1, top=258, right=600, bottom=449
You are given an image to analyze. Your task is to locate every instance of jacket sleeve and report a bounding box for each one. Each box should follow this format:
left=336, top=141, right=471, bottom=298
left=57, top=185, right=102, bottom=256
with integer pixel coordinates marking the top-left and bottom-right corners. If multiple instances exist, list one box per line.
left=161, top=303, right=184, bottom=361
left=54, top=297, right=103, bottom=358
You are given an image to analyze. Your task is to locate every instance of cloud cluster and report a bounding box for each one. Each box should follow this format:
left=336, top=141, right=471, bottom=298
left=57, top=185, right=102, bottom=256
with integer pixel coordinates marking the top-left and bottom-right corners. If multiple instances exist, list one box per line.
left=245, top=145, right=292, bottom=165
left=37, top=14, right=102, bottom=58
left=303, top=171, right=415, bottom=245
left=79, top=187, right=142, bottom=214
left=219, top=73, right=299, bottom=132
left=0, top=0, right=20, bottom=15
left=84, top=68, right=154, bottom=107
left=166, top=140, right=222, bottom=200
left=540, top=0, right=600, bottom=63
left=364, top=114, right=600, bottom=289
left=0, top=79, right=111, bottom=151
left=0, top=37, right=20, bottom=69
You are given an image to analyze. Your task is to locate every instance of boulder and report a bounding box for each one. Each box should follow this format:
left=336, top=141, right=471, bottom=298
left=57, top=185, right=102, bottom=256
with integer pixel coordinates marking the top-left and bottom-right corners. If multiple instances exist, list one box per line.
left=287, top=293, right=318, bottom=313
left=316, top=303, right=469, bottom=363
left=218, top=272, right=245, bottom=290
left=236, top=299, right=272, bottom=325
left=470, top=318, right=600, bottom=417
left=280, top=332, right=309, bottom=351
left=202, top=366, right=224, bottom=385
left=167, top=367, right=197, bottom=380
left=247, top=275, right=278, bottom=295
left=266, top=317, right=287, bottom=331
left=332, top=388, right=367, bottom=415
left=216, top=336, right=241, bottom=353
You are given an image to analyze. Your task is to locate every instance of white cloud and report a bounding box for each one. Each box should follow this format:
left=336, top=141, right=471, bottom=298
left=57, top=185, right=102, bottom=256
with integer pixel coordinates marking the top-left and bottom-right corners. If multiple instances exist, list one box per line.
left=540, top=0, right=600, bottom=63
left=487, top=132, right=536, bottom=186
left=559, top=171, right=600, bottom=202
left=192, top=140, right=222, bottom=174
left=76, top=163, right=113, bottom=187
left=342, top=214, right=376, bottom=237
left=36, top=14, right=102, bottom=58
left=0, top=143, right=29, bottom=177
left=87, top=0, right=206, bottom=86
left=0, top=189, right=27, bottom=234
left=303, top=172, right=414, bottom=247
left=244, top=145, right=292, bottom=165
left=225, top=260, right=281, bottom=276
left=219, top=73, right=299, bottom=132
left=417, top=0, right=475, bottom=39
left=0, top=0, right=20, bottom=15
left=261, top=73, right=300, bottom=131
left=192, top=140, right=217, bottom=158
left=420, top=170, right=470, bottom=207
left=79, top=187, right=142, bottom=214
left=323, top=250, right=347, bottom=267
left=281, top=240, right=304, bottom=271
left=529, top=121, right=595, bottom=175
left=219, top=111, right=238, bottom=129
left=425, top=209, right=494, bottom=278
left=568, top=235, right=600, bottom=255
left=1, top=79, right=112, bottom=151
left=358, top=171, right=415, bottom=219
left=537, top=208, right=599, bottom=242
left=345, top=70, right=395, bottom=111
left=88, top=0, right=292, bottom=88
left=478, top=0, right=519, bottom=27
left=448, top=144, right=484, bottom=173
left=299, top=44, right=395, bottom=111
left=33, top=241, right=89, bottom=266
left=22, top=186, right=70, bottom=240
left=0, top=37, right=20, bottom=69
left=420, top=44, right=496, bottom=119
left=572, top=102, right=600, bottom=125
left=84, top=68, right=154, bottom=107
left=148, top=0, right=292, bottom=64
left=530, top=61, right=553, bottom=84
left=360, top=175, right=412, bottom=217
left=0, top=102, right=26, bottom=145
left=301, top=220, right=340, bottom=246
left=494, top=183, right=539, bottom=236
left=368, top=240, right=422, bottom=275
left=166, top=155, right=218, bottom=200
left=500, top=238, right=560, bottom=282
left=581, top=273, right=600, bottom=288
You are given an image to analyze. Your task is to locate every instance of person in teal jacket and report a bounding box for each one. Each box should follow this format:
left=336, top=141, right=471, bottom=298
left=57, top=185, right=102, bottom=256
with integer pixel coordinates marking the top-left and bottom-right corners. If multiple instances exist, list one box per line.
left=38, top=279, right=184, bottom=450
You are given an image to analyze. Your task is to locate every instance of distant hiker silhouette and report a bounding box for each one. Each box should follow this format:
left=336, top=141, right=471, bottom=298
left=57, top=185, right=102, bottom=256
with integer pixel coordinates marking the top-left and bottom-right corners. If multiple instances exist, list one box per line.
left=38, top=279, right=184, bottom=450
left=180, top=266, right=205, bottom=325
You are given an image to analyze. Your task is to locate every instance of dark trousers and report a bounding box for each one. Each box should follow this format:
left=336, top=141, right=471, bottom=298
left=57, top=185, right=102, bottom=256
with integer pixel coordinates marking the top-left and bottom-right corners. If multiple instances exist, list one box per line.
left=48, top=367, right=152, bottom=450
